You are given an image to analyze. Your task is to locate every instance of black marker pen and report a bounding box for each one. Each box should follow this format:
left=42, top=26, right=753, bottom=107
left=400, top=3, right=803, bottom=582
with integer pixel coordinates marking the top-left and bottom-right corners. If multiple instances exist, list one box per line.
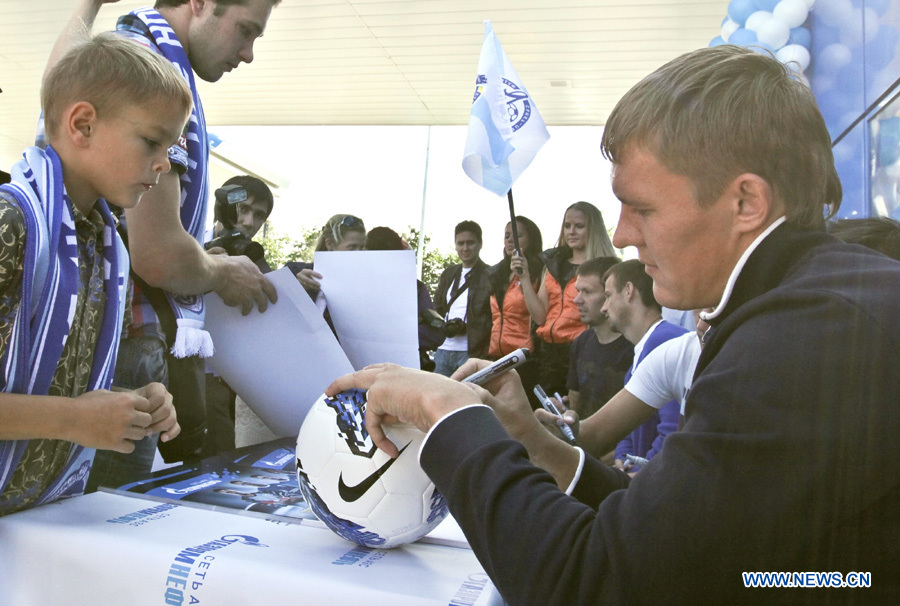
left=461, top=348, right=530, bottom=386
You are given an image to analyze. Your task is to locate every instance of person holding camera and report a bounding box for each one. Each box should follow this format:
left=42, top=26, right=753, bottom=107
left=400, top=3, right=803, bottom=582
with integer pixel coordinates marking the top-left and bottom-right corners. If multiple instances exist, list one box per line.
left=432, top=221, right=492, bottom=377
left=205, top=175, right=274, bottom=272
left=202, top=176, right=274, bottom=457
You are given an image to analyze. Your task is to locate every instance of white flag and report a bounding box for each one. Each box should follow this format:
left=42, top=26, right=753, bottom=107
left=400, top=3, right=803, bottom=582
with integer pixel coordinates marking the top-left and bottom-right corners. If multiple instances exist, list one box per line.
left=462, top=20, right=550, bottom=196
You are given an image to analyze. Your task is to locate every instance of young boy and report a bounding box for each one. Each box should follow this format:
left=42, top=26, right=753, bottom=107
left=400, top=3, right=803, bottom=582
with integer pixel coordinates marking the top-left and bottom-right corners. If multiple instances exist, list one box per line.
left=0, top=33, right=192, bottom=516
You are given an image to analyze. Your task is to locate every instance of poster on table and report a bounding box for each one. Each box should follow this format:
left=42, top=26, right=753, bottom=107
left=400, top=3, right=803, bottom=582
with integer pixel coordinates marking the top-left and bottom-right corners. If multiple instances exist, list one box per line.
left=115, top=438, right=472, bottom=550
left=0, top=491, right=501, bottom=606
left=116, top=438, right=317, bottom=523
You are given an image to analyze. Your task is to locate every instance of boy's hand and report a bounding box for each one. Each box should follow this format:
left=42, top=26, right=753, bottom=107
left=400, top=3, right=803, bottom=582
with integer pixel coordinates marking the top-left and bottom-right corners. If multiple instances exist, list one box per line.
left=132, top=382, right=180, bottom=443
left=68, top=389, right=154, bottom=453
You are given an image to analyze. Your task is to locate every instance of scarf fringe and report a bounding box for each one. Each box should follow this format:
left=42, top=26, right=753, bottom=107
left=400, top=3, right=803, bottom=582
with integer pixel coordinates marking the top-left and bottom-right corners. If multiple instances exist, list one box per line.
left=170, top=319, right=214, bottom=359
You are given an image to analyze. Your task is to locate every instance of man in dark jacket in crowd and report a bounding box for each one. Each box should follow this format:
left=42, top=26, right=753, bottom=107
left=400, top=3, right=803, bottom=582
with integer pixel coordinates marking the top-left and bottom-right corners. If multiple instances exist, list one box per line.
left=329, top=45, right=900, bottom=605
left=432, top=220, right=492, bottom=376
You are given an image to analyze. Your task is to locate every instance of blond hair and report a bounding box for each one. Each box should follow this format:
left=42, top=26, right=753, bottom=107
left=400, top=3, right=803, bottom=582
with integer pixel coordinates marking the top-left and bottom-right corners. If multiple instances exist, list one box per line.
left=555, top=201, right=617, bottom=260
left=42, top=32, right=192, bottom=142
left=315, top=214, right=366, bottom=251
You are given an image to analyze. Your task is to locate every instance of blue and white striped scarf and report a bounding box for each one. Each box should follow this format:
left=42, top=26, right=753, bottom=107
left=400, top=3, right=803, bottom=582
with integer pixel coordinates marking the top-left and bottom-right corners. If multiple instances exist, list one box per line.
left=0, top=145, right=128, bottom=505
left=118, top=7, right=213, bottom=358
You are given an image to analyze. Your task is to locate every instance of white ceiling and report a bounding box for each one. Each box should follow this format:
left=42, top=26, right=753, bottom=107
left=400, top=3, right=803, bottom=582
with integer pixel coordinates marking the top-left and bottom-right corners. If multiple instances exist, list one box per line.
left=0, top=0, right=728, bottom=169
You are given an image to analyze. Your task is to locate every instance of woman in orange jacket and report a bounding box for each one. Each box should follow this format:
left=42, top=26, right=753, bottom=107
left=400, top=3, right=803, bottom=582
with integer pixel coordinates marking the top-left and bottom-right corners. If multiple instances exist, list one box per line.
left=488, top=216, right=543, bottom=406
left=515, top=201, right=617, bottom=396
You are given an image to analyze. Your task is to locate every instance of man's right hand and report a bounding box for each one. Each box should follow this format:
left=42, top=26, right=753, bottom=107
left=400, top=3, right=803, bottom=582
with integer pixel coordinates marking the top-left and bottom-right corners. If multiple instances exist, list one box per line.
left=452, top=358, right=582, bottom=490
left=212, top=252, right=278, bottom=315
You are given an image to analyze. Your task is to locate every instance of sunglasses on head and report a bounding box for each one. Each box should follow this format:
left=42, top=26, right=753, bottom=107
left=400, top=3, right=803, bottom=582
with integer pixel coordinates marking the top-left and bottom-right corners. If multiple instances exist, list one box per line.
left=340, top=215, right=363, bottom=229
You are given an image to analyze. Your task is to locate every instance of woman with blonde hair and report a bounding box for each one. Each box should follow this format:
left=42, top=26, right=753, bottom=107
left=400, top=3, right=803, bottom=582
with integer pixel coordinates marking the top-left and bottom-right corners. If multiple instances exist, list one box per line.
left=290, top=214, right=366, bottom=295
left=516, top=201, right=617, bottom=395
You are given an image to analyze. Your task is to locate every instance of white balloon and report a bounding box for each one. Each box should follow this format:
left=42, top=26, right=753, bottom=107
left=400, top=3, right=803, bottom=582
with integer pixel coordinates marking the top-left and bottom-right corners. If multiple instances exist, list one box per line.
left=757, top=16, right=791, bottom=49
left=746, top=10, right=773, bottom=32
left=722, top=18, right=740, bottom=42
left=776, top=44, right=811, bottom=71
left=805, top=0, right=815, bottom=7
left=773, top=0, right=810, bottom=28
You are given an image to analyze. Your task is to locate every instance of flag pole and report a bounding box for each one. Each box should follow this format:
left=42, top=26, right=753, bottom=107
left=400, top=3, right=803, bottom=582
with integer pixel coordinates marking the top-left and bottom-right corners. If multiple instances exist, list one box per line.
left=417, top=125, right=431, bottom=281
left=507, top=187, right=523, bottom=274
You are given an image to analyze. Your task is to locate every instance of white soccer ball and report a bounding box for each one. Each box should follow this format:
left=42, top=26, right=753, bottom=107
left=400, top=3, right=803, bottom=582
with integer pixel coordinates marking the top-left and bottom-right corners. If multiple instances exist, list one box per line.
left=296, top=388, right=449, bottom=549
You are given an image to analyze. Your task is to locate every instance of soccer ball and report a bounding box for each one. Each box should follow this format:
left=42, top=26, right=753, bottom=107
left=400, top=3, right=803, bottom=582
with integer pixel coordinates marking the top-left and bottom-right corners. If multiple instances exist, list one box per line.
left=296, top=388, right=449, bottom=549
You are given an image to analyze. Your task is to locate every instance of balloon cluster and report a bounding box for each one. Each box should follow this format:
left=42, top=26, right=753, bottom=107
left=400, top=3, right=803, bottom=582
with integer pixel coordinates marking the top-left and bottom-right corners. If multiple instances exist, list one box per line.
left=711, top=0, right=815, bottom=76
left=806, top=0, right=896, bottom=135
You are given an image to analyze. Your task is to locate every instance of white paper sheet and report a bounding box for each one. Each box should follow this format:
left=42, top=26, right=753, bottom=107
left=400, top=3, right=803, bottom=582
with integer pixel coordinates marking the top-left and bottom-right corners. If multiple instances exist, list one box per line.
left=0, top=492, right=503, bottom=606
left=205, top=267, right=354, bottom=437
left=314, top=250, right=420, bottom=370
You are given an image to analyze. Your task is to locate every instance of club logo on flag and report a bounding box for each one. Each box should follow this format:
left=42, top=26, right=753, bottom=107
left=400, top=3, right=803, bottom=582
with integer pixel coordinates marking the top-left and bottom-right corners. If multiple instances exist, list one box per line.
left=472, top=75, right=533, bottom=132
left=463, top=20, right=550, bottom=197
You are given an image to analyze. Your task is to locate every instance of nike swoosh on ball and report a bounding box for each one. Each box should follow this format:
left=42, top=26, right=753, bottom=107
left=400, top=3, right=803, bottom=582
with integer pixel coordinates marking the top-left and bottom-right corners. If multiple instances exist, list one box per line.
left=337, top=441, right=412, bottom=502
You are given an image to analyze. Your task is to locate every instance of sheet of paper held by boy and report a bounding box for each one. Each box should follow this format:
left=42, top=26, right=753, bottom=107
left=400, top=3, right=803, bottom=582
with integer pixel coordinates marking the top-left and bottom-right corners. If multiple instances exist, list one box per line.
left=314, top=250, right=420, bottom=371
left=205, top=267, right=354, bottom=436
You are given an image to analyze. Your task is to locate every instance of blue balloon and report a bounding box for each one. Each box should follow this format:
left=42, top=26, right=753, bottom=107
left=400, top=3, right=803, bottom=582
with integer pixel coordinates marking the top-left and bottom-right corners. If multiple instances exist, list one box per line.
left=753, top=0, right=779, bottom=11
left=709, top=35, right=727, bottom=47
left=811, top=25, right=840, bottom=51
left=729, top=27, right=759, bottom=46
left=727, top=0, right=757, bottom=26
left=789, top=27, right=812, bottom=50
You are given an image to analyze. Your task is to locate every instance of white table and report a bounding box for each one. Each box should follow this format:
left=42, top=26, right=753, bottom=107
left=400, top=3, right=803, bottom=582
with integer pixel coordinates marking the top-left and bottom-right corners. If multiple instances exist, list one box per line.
left=0, top=491, right=502, bottom=606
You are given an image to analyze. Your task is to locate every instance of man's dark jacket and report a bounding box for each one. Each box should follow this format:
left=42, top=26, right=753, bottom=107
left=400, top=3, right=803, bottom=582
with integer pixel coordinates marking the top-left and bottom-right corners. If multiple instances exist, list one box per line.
left=422, top=224, right=900, bottom=605
left=433, top=259, right=491, bottom=359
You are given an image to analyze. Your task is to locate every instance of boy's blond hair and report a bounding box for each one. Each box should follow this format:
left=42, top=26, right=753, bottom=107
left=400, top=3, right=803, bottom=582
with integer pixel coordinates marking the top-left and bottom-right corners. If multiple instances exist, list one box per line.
left=42, top=32, right=192, bottom=142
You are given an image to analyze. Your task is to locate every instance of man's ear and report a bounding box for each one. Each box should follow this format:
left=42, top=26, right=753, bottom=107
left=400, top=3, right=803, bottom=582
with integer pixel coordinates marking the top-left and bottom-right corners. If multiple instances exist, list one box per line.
left=729, top=173, right=775, bottom=234
left=191, top=0, right=211, bottom=17
left=63, top=101, right=98, bottom=148
left=623, top=282, right=635, bottom=302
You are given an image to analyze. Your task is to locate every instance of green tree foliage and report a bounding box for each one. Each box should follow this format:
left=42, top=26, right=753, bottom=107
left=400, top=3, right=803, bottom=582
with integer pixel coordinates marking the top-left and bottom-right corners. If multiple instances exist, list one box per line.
left=401, top=227, right=457, bottom=295
left=259, top=225, right=320, bottom=268
left=257, top=224, right=457, bottom=295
